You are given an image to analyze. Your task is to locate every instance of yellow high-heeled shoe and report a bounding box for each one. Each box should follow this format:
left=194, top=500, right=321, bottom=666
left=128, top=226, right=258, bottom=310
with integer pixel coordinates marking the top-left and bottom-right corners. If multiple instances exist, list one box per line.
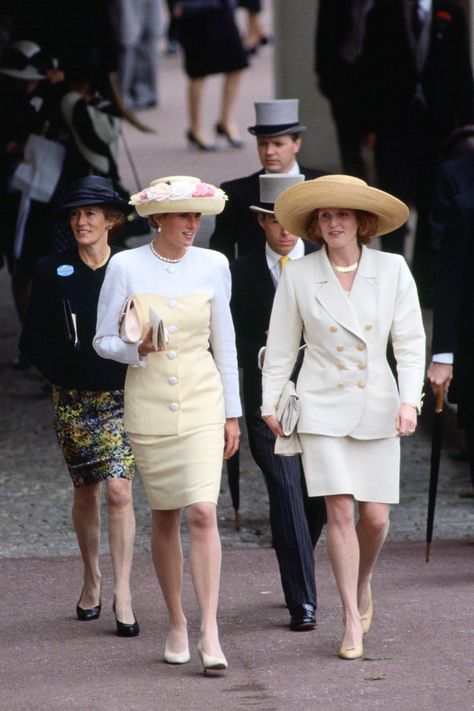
left=197, top=641, right=228, bottom=674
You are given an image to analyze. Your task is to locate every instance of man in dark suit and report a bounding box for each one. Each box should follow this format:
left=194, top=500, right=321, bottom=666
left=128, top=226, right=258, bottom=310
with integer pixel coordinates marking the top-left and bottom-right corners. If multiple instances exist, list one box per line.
left=209, top=99, right=325, bottom=262
left=362, top=0, right=474, bottom=303
left=315, top=0, right=374, bottom=180
left=427, top=152, right=474, bottom=494
left=230, top=174, right=326, bottom=630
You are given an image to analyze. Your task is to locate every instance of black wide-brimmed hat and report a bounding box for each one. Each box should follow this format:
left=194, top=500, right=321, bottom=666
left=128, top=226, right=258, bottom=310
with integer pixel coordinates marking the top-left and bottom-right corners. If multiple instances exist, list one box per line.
left=0, top=39, right=50, bottom=81
left=56, top=176, right=133, bottom=214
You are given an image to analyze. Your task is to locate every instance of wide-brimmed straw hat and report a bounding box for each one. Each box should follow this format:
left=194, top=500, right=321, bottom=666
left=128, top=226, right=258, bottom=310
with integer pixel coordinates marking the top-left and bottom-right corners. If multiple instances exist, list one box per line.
left=130, top=176, right=227, bottom=217
left=274, top=175, right=409, bottom=238
left=55, top=176, right=133, bottom=214
left=250, top=173, right=305, bottom=214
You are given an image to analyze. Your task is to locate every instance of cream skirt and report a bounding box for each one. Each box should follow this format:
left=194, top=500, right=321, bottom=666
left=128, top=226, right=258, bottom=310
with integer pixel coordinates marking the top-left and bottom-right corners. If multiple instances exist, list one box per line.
left=299, top=434, right=400, bottom=504
left=128, top=424, right=224, bottom=510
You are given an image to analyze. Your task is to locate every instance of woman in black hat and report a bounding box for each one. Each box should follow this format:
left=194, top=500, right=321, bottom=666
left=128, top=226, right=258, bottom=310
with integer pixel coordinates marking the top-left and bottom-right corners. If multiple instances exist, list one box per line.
left=19, top=175, right=139, bottom=638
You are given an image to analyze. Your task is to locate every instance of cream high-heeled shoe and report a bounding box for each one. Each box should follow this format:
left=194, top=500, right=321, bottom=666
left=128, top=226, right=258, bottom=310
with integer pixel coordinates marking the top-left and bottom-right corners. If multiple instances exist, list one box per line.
left=339, top=643, right=364, bottom=660
left=197, top=640, right=228, bottom=673
left=360, top=585, right=374, bottom=635
left=164, top=642, right=190, bottom=665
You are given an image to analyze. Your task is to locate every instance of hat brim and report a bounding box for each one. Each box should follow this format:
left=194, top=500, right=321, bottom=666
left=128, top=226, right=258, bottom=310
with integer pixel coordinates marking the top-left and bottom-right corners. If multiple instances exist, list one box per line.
left=0, top=66, right=46, bottom=81
left=249, top=204, right=274, bottom=214
left=248, top=123, right=306, bottom=137
left=274, top=176, right=409, bottom=239
left=56, top=197, right=133, bottom=215
left=135, top=196, right=226, bottom=217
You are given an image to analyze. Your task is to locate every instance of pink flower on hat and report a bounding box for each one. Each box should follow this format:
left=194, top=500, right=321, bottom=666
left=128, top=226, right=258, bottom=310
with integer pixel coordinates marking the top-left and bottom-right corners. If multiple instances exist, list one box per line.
left=192, top=182, right=218, bottom=197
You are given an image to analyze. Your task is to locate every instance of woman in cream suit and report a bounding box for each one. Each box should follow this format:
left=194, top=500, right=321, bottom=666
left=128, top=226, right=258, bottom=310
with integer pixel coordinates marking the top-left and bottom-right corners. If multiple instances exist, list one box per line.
left=94, top=176, right=241, bottom=673
left=261, top=175, right=425, bottom=660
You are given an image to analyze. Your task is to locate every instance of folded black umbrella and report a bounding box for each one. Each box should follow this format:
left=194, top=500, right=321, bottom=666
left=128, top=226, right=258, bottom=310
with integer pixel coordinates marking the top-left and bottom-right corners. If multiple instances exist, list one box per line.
left=226, top=451, right=240, bottom=531
left=425, top=388, right=445, bottom=562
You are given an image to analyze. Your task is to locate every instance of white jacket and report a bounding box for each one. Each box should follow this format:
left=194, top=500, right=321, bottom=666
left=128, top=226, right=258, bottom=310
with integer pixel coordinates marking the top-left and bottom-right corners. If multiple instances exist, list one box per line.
left=262, top=246, right=425, bottom=439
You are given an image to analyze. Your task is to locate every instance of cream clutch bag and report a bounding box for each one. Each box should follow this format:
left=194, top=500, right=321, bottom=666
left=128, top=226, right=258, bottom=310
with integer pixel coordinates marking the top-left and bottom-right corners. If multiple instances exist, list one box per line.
left=148, top=307, right=169, bottom=350
left=119, top=297, right=142, bottom=343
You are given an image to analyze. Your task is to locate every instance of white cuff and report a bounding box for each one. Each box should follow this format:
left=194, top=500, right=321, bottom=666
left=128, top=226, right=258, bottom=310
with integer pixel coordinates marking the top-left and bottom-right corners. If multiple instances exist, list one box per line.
left=432, top=353, right=454, bottom=364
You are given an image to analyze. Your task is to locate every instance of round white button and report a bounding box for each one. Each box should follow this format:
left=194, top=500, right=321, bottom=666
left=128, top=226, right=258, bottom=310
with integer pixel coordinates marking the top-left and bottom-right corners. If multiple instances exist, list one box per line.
left=167, top=266, right=176, bottom=274
left=168, top=299, right=177, bottom=308
left=167, top=351, right=177, bottom=360
left=168, top=376, right=178, bottom=385
left=169, top=402, right=179, bottom=411
left=168, top=325, right=177, bottom=333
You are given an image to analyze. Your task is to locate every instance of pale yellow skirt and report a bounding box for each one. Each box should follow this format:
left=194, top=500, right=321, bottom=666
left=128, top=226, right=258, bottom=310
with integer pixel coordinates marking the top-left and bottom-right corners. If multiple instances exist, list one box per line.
left=128, top=424, right=224, bottom=510
left=299, top=434, right=400, bottom=504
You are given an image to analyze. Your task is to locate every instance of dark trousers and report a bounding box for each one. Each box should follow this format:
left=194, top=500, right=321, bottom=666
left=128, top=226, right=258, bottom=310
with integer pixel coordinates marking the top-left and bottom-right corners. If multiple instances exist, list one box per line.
left=245, top=410, right=326, bottom=613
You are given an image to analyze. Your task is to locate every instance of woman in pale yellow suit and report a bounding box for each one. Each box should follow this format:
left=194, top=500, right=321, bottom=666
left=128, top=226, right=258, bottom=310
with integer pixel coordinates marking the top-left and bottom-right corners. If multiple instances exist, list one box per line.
left=261, top=175, right=425, bottom=660
left=94, top=176, right=241, bottom=673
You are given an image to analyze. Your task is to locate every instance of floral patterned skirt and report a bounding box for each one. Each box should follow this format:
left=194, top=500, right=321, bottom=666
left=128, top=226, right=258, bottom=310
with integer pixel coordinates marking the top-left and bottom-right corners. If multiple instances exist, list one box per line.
left=52, top=387, right=135, bottom=488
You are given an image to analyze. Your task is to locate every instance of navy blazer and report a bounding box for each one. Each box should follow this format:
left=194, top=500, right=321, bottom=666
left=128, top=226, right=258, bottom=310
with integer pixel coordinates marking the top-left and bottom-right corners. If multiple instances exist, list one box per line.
left=230, top=239, right=317, bottom=413
left=430, top=154, right=474, bottom=412
left=209, top=166, right=325, bottom=262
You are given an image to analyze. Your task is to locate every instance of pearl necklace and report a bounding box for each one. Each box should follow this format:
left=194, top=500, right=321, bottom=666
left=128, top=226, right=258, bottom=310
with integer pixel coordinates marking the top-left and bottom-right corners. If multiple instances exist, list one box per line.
left=150, top=241, right=187, bottom=263
left=331, top=261, right=358, bottom=273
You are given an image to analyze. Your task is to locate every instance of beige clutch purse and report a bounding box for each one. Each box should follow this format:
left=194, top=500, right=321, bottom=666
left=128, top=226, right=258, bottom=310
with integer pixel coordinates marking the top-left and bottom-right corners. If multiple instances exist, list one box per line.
left=118, top=297, right=142, bottom=343
left=276, top=381, right=300, bottom=436
left=148, top=307, right=168, bottom=350
left=274, top=381, right=302, bottom=456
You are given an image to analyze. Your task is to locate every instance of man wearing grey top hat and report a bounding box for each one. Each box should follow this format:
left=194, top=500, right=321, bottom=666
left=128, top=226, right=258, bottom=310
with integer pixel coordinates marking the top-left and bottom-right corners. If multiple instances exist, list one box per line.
left=230, top=174, right=326, bottom=630
left=209, top=99, right=325, bottom=262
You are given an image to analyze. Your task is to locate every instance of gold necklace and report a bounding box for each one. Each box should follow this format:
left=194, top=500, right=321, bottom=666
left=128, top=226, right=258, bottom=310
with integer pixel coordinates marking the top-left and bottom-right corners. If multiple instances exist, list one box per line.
left=331, top=261, right=358, bottom=273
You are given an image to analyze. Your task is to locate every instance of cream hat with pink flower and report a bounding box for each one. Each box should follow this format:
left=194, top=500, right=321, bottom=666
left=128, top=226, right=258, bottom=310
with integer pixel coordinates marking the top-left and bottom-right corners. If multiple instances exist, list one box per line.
left=130, top=175, right=227, bottom=216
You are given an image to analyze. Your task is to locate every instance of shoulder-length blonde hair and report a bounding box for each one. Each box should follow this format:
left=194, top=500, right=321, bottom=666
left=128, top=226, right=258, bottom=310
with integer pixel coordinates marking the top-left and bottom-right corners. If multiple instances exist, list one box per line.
left=306, top=209, right=378, bottom=245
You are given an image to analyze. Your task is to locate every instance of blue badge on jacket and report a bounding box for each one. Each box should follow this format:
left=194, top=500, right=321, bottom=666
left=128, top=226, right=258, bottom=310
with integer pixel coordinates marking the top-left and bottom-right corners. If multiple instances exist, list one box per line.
left=57, top=265, right=74, bottom=277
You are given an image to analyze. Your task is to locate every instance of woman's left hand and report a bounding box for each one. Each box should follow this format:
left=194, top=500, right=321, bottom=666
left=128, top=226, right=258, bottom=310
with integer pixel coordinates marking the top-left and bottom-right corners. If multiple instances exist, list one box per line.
left=396, top=403, right=418, bottom=437
left=224, top=418, right=240, bottom=460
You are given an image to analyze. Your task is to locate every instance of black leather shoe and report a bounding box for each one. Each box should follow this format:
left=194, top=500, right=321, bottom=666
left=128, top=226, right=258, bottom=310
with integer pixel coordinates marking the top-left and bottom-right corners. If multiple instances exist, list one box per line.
left=113, top=600, right=139, bottom=637
left=289, top=604, right=316, bottom=631
left=76, top=602, right=101, bottom=621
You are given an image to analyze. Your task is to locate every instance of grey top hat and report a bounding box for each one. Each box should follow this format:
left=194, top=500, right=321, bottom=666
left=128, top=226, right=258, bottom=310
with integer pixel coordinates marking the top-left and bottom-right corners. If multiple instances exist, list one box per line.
left=248, top=99, right=306, bottom=136
left=250, top=173, right=305, bottom=214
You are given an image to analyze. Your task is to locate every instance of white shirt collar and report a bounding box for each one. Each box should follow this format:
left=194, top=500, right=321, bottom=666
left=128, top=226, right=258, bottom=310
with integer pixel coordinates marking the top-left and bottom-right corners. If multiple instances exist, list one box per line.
left=265, top=162, right=301, bottom=176
left=417, top=0, right=431, bottom=14
left=265, top=238, right=305, bottom=270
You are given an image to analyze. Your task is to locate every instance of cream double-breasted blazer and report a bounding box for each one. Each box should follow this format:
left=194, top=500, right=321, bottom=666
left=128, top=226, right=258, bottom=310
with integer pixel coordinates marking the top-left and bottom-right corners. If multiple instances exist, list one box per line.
left=261, top=245, right=425, bottom=439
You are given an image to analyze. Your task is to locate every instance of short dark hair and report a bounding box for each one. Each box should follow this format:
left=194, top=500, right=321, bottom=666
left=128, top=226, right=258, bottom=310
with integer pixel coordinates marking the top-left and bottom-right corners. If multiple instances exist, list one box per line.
left=306, top=209, right=378, bottom=245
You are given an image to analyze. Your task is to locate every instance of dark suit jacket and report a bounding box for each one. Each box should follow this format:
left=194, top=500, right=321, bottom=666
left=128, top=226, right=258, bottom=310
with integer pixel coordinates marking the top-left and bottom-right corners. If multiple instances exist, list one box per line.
left=230, top=240, right=318, bottom=413
left=209, top=165, right=324, bottom=262
left=315, top=0, right=371, bottom=118
left=363, top=0, right=474, bottom=138
left=430, top=155, right=474, bottom=418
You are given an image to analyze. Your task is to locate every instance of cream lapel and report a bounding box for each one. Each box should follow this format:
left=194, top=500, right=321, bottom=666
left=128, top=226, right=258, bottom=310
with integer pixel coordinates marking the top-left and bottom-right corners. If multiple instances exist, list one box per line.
left=348, top=245, right=378, bottom=330
left=313, top=248, right=365, bottom=341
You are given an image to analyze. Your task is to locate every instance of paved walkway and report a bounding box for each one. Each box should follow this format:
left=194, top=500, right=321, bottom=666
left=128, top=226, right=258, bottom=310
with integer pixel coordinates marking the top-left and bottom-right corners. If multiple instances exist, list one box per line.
left=0, top=10, right=473, bottom=710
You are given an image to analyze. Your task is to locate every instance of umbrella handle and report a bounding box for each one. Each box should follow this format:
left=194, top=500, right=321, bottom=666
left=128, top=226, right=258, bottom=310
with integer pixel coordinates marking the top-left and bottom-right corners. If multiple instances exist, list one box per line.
left=435, top=387, right=445, bottom=414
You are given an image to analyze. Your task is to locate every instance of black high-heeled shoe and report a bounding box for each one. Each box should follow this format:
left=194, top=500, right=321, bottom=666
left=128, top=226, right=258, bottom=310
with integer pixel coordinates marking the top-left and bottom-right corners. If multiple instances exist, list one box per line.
left=186, top=130, right=217, bottom=152
left=215, top=123, right=244, bottom=149
left=76, top=588, right=101, bottom=621
left=113, top=600, right=139, bottom=637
